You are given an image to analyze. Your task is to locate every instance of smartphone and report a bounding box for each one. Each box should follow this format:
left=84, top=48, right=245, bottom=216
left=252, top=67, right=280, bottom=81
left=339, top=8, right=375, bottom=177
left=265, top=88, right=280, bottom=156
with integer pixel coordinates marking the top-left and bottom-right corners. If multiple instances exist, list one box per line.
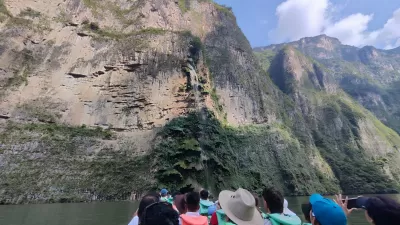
left=343, top=198, right=358, bottom=209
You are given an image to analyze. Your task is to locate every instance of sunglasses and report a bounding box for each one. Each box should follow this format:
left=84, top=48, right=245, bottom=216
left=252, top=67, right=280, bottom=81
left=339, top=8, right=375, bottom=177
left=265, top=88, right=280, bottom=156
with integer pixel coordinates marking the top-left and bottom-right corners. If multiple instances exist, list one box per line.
left=140, top=201, right=174, bottom=225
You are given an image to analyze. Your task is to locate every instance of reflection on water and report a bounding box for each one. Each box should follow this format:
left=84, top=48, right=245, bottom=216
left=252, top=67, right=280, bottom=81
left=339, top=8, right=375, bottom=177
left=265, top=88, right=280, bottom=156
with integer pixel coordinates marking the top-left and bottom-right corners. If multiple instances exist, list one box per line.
left=0, top=195, right=399, bottom=225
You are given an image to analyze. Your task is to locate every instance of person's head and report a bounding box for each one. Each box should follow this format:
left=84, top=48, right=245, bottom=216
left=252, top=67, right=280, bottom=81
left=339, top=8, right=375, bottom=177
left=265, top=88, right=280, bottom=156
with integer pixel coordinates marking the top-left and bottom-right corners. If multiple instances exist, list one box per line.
left=160, top=189, right=168, bottom=197
left=146, top=191, right=161, bottom=199
left=309, top=194, right=347, bottom=225
left=200, top=190, right=209, bottom=200
left=186, top=192, right=201, bottom=212
left=138, top=194, right=159, bottom=221
left=262, top=187, right=284, bottom=213
left=141, top=202, right=179, bottom=225
left=357, top=196, right=400, bottom=225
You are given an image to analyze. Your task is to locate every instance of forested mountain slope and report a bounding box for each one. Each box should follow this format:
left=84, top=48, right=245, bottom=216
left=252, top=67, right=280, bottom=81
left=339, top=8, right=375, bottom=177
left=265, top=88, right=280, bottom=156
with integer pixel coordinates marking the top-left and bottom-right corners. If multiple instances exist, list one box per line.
left=255, top=35, right=400, bottom=134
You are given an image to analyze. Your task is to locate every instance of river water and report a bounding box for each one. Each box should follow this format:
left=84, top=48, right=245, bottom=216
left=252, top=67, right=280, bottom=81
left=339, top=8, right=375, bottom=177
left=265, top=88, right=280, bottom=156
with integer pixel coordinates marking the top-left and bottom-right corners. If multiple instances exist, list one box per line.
left=1, top=195, right=399, bottom=225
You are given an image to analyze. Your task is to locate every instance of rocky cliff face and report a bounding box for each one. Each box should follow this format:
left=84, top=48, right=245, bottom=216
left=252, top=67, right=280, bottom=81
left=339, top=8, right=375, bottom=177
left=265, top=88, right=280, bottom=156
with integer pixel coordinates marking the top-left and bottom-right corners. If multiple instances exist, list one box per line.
left=1, top=1, right=400, bottom=204
left=264, top=46, right=400, bottom=194
left=256, top=35, right=400, bottom=134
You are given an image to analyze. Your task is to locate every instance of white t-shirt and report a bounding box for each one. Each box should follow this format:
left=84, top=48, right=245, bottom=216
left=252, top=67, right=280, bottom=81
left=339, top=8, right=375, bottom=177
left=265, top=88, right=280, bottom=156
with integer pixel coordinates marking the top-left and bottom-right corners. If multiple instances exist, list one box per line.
left=128, top=216, right=139, bottom=225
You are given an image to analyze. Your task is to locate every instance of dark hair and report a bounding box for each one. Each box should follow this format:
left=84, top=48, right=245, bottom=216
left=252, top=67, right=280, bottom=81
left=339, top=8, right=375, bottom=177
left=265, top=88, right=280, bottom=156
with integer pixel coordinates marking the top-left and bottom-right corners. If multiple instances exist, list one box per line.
left=200, top=190, right=209, bottom=200
left=366, top=196, right=400, bottom=225
left=174, top=194, right=187, bottom=214
left=262, top=187, right=284, bottom=213
left=301, top=203, right=312, bottom=223
left=138, top=194, right=159, bottom=220
left=186, top=192, right=201, bottom=212
left=141, top=202, right=179, bottom=225
left=146, top=191, right=161, bottom=199
left=172, top=192, right=181, bottom=200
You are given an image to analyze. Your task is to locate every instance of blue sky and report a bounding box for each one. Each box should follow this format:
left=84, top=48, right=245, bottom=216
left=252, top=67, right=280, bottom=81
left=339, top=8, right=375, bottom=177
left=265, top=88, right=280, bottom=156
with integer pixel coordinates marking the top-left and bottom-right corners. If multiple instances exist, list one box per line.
left=214, top=0, right=400, bottom=49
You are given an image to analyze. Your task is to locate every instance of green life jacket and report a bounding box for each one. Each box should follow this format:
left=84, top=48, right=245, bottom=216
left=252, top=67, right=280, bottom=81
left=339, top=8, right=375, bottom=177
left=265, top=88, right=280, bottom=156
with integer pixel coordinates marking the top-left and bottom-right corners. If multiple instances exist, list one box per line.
left=167, top=197, right=174, bottom=204
left=216, top=209, right=236, bottom=225
left=302, top=223, right=312, bottom=225
left=266, top=214, right=301, bottom=225
left=199, top=200, right=214, bottom=215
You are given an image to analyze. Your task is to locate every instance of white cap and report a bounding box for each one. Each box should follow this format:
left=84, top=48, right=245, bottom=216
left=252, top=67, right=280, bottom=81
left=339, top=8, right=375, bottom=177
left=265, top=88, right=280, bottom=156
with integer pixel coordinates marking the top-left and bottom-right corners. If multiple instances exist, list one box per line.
left=283, top=199, right=296, bottom=216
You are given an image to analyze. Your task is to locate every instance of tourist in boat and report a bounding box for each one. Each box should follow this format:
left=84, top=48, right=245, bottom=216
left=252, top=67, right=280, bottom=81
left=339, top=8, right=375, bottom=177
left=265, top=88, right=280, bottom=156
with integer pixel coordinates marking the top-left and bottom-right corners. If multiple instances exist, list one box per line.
left=200, top=189, right=212, bottom=202
left=128, top=193, right=159, bottom=225
left=180, top=192, right=208, bottom=225
left=219, top=188, right=264, bottom=225
left=262, top=187, right=301, bottom=225
left=336, top=194, right=400, bottom=225
left=160, top=188, right=169, bottom=202
left=200, top=189, right=214, bottom=215
left=140, top=201, right=180, bottom=225
left=308, top=194, right=347, bottom=225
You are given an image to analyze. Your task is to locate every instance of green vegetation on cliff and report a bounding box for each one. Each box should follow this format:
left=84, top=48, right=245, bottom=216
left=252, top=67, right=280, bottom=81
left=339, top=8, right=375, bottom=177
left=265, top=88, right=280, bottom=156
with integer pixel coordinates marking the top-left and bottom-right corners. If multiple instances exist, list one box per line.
left=0, top=122, right=153, bottom=204
left=153, top=110, right=341, bottom=195
left=254, top=49, right=275, bottom=73
left=152, top=98, right=400, bottom=195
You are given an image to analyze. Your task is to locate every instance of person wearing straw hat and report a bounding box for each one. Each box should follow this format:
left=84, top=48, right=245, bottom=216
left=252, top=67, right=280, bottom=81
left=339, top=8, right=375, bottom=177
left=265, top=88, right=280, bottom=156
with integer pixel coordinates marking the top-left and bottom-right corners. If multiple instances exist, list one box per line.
left=219, top=188, right=264, bottom=225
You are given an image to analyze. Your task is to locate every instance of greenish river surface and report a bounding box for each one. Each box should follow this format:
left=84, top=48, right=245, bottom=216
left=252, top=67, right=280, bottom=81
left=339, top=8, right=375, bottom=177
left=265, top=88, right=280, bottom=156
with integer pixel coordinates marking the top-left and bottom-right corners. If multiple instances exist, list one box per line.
left=0, top=195, right=399, bottom=225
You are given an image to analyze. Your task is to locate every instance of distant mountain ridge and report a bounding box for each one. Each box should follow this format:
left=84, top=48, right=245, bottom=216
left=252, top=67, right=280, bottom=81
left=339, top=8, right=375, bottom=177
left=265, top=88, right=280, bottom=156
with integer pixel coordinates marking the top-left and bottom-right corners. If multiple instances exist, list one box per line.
left=255, top=34, right=400, bottom=134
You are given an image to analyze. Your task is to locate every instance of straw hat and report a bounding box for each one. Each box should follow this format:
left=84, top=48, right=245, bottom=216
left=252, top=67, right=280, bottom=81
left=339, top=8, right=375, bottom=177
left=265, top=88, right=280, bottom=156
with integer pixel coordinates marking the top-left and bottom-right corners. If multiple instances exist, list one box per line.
left=219, top=188, right=264, bottom=225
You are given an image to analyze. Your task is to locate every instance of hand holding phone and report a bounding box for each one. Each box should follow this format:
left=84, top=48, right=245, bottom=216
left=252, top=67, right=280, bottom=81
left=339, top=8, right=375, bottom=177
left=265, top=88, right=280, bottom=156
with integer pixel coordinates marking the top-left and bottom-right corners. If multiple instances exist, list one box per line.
left=343, top=197, right=359, bottom=209
left=335, top=194, right=357, bottom=216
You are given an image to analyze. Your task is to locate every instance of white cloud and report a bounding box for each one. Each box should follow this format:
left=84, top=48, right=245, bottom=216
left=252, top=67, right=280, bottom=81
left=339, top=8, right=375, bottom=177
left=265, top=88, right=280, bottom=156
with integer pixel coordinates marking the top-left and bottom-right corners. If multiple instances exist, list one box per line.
left=269, top=0, right=400, bottom=49
left=369, top=8, right=400, bottom=49
left=270, top=0, right=328, bottom=42
left=324, top=13, right=373, bottom=46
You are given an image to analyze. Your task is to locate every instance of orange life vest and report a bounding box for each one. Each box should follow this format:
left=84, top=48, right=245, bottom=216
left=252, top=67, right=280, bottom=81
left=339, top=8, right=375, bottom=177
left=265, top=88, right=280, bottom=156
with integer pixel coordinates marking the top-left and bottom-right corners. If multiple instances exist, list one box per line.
left=180, top=214, right=208, bottom=225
